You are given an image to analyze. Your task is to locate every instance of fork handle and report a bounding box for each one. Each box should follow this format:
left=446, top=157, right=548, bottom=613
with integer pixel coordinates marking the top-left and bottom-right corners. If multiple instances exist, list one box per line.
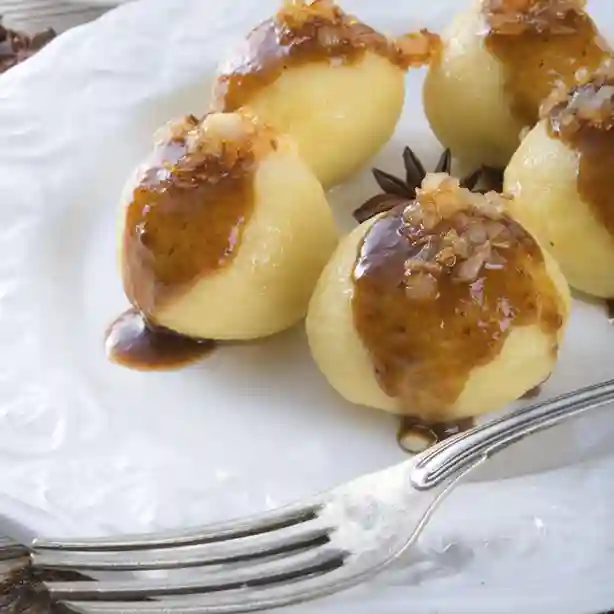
left=410, top=379, right=614, bottom=490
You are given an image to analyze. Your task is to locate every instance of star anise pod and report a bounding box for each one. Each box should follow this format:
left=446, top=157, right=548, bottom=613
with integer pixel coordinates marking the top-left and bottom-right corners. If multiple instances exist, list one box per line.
left=353, top=147, right=504, bottom=223
left=0, top=17, right=56, bottom=75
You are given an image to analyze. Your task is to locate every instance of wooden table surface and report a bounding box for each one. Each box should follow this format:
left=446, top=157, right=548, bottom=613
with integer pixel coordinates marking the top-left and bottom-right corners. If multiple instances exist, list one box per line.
left=1, top=0, right=109, bottom=32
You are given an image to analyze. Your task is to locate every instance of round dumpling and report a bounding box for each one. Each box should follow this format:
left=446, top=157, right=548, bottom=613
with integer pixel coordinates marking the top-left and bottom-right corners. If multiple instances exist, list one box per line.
left=307, top=173, right=570, bottom=422
left=423, top=0, right=609, bottom=169
left=211, top=0, right=438, bottom=188
left=119, top=111, right=338, bottom=340
left=506, top=65, right=614, bottom=298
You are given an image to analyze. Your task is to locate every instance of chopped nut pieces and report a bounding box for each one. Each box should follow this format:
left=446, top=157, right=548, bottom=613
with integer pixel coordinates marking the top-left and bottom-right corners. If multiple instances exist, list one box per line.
left=353, top=146, right=494, bottom=224
left=154, top=115, right=200, bottom=146
left=542, top=58, right=614, bottom=132
left=484, top=0, right=587, bottom=35
left=277, top=0, right=440, bottom=70
left=151, top=112, right=276, bottom=192
left=0, top=17, right=56, bottom=74
left=401, top=174, right=513, bottom=298
left=124, top=113, right=268, bottom=315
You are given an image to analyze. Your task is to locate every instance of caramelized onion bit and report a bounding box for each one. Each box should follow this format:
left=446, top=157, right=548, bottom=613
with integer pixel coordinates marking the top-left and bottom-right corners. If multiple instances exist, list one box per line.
left=542, top=58, right=614, bottom=132
left=404, top=272, right=439, bottom=301
left=400, top=173, right=516, bottom=292
left=151, top=112, right=277, bottom=192
left=278, top=0, right=440, bottom=69
left=484, top=0, right=587, bottom=35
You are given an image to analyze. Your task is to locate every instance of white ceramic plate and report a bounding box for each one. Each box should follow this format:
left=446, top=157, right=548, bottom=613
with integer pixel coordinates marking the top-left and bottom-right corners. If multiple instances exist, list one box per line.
left=1, top=0, right=614, bottom=612
left=63, top=0, right=124, bottom=6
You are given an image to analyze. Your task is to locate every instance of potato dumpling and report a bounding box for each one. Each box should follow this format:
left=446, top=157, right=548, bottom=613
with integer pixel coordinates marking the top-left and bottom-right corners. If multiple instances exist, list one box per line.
left=423, top=0, right=609, bottom=169
left=307, top=174, right=570, bottom=422
left=505, top=66, right=614, bottom=298
left=210, top=0, right=439, bottom=188
left=119, top=111, right=338, bottom=340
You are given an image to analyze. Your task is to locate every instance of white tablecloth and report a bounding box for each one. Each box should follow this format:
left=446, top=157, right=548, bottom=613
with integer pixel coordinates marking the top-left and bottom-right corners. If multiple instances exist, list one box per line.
left=1, top=0, right=108, bottom=32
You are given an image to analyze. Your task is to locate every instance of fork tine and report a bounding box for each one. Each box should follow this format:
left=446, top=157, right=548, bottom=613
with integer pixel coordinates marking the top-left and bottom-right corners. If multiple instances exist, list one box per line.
left=33, top=521, right=330, bottom=572
left=45, top=544, right=345, bottom=601
left=34, top=502, right=320, bottom=552
left=61, top=560, right=379, bottom=614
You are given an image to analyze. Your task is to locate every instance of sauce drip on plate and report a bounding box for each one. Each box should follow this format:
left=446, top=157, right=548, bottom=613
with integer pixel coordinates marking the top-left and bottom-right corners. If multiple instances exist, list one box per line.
left=105, top=309, right=216, bottom=371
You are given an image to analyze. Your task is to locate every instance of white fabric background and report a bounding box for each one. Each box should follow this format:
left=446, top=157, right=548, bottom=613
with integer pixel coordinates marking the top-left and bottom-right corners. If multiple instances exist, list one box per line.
left=0, top=0, right=107, bottom=32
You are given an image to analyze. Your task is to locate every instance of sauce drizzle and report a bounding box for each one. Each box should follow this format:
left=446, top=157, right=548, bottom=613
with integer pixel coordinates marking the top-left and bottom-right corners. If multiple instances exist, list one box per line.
left=483, top=0, right=609, bottom=129
left=212, top=1, right=438, bottom=112
left=351, top=179, right=562, bottom=421
left=122, top=115, right=262, bottom=319
left=546, top=73, right=614, bottom=244
left=105, top=309, right=216, bottom=371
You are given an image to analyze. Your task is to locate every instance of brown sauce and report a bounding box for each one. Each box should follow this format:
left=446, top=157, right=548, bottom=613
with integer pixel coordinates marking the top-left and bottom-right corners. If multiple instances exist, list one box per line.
left=483, top=1, right=609, bottom=129
left=397, top=416, right=475, bottom=454
left=521, top=384, right=542, bottom=400
left=351, top=206, right=562, bottom=421
left=122, top=117, right=257, bottom=319
left=105, top=309, right=216, bottom=371
left=211, top=2, right=435, bottom=112
left=547, top=78, right=614, bottom=241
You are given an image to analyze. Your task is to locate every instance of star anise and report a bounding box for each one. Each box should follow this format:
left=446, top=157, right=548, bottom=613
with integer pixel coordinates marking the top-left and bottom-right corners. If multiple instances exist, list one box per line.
left=353, top=147, right=503, bottom=223
left=0, top=17, right=56, bottom=75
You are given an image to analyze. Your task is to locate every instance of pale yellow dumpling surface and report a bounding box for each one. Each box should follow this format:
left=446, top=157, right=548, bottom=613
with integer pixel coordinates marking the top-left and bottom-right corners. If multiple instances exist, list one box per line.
left=506, top=121, right=614, bottom=298
left=225, top=53, right=406, bottom=189
left=423, top=0, right=522, bottom=169
left=209, top=0, right=424, bottom=188
left=307, top=213, right=570, bottom=421
left=120, top=112, right=339, bottom=341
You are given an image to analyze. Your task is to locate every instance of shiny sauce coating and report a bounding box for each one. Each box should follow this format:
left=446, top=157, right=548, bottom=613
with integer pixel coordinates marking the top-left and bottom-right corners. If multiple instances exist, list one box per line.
left=483, top=0, right=610, bottom=129
left=547, top=79, right=614, bottom=240
left=211, top=2, right=435, bottom=112
left=351, top=207, right=562, bottom=420
left=122, top=124, right=257, bottom=320
left=105, top=309, right=216, bottom=371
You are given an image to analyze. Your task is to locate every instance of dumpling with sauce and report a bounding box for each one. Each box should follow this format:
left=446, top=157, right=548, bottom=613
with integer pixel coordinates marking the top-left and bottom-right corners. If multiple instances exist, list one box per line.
left=211, top=0, right=439, bottom=188
left=119, top=111, right=338, bottom=340
left=423, top=0, right=610, bottom=169
left=306, top=173, right=570, bottom=422
left=505, top=62, right=614, bottom=298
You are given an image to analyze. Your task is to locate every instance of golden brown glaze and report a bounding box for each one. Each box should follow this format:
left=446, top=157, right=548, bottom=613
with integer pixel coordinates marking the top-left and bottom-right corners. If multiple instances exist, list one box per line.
left=122, top=114, right=271, bottom=320
left=211, top=0, right=439, bottom=112
left=546, top=73, right=614, bottom=239
left=351, top=179, right=562, bottom=420
left=105, top=309, right=216, bottom=371
left=483, top=0, right=610, bottom=129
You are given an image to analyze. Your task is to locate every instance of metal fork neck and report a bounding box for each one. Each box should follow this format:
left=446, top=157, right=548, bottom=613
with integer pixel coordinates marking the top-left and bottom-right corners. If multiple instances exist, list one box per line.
left=411, top=379, right=614, bottom=490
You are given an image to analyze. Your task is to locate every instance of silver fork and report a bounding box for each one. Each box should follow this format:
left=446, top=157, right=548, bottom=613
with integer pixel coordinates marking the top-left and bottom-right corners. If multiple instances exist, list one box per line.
left=2, top=378, right=614, bottom=614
